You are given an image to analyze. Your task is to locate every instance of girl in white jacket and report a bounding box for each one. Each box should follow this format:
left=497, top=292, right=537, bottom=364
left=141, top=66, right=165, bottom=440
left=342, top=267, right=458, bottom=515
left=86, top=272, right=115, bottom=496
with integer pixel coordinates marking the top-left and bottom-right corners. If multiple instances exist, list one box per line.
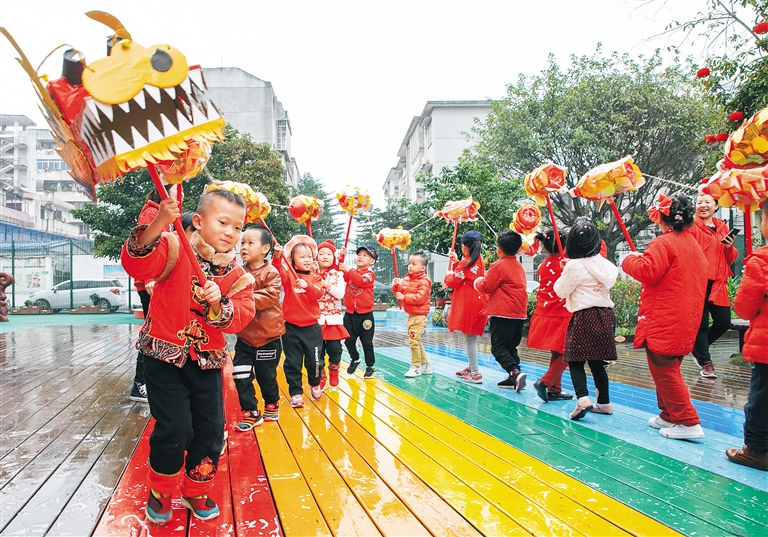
left=317, top=240, right=350, bottom=388
left=554, top=218, right=619, bottom=421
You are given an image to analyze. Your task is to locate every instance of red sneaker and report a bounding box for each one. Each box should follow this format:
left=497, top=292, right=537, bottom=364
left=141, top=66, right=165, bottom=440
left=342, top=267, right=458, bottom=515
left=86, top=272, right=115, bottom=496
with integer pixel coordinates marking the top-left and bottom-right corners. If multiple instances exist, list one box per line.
left=145, top=489, right=172, bottom=524
left=318, top=370, right=327, bottom=390
left=329, top=364, right=340, bottom=387
left=181, top=494, right=220, bottom=521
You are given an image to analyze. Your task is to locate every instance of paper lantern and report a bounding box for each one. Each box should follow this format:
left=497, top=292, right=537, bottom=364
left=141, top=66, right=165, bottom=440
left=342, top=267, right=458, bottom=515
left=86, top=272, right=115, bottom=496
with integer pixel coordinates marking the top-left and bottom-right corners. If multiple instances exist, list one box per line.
left=696, top=67, right=711, bottom=78
left=701, top=165, right=768, bottom=213
left=524, top=162, right=567, bottom=206
left=723, top=107, right=768, bottom=169
left=336, top=186, right=372, bottom=215
left=571, top=155, right=646, bottom=201
left=156, top=139, right=211, bottom=184
left=289, top=195, right=323, bottom=225
left=510, top=204, right=542, bottom=256
left=754, top=22, right=768, bottom=34
left=436, top=198, right=480, bottom=223
left=728, top=111, right=744, bottom=122
left=205, top=181, right=271, bottom=224
left=375, top=227, right=412, bottom=250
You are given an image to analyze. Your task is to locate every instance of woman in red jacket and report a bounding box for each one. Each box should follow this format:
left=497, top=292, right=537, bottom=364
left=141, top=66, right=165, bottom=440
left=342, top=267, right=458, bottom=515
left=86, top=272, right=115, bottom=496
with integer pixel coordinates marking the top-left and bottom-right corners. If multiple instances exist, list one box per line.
left=623, top=193, right=709, bottom=440
left=726, top=202, right=768, bottom=471
left=444, top=230, right=488, bottom=384
left=691, top=191, right=738, bottom=378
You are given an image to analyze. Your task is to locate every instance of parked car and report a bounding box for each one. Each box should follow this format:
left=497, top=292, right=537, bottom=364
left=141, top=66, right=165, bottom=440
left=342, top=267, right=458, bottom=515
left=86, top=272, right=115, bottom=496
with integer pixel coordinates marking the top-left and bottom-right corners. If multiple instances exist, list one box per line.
left=526, top=280, right=540, bottom=294
left=29, top=279, right=126, bottom=312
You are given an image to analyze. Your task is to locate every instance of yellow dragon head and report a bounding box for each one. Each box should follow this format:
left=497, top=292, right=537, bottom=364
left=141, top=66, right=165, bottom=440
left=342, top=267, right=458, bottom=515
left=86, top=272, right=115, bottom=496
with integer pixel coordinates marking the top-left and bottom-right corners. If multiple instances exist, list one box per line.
left=1, top=11, right=224, bottom=201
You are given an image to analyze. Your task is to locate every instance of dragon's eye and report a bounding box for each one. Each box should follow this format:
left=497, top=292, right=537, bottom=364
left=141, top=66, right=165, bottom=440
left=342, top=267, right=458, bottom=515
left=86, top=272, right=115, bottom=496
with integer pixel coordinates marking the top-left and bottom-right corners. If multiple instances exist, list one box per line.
left=145, top=44, right=187, bottom=88
left=151, top=49, right=173, bottom=72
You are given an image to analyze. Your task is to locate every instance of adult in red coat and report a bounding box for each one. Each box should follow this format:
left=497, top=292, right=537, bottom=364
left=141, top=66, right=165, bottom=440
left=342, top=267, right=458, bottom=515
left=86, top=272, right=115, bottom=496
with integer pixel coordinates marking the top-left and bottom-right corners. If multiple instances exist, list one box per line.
left=623, top=193, right=708, bottom=441
left=726, top=204, right=768, bottom=471
left=444, top=231, right=488, bottom=383
left=691, top=192, right=738, bottom=378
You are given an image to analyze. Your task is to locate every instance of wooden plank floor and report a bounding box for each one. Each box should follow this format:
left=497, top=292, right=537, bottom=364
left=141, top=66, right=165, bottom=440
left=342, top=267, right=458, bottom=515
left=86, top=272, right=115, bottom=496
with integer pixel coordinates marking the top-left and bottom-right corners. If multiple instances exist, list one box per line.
left=1, top=322, right=761, bottom=536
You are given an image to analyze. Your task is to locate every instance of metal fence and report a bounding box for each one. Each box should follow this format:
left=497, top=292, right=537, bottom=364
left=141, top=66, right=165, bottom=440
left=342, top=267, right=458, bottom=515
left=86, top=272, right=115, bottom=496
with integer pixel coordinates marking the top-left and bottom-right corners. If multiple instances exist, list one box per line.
left=0, top=239, right=137, bottom=312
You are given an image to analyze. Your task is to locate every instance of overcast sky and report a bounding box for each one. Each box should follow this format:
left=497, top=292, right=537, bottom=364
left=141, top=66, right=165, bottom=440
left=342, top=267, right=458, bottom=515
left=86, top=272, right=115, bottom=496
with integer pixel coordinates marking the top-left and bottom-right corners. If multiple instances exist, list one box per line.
left=0, top=0, right=707, bottom=207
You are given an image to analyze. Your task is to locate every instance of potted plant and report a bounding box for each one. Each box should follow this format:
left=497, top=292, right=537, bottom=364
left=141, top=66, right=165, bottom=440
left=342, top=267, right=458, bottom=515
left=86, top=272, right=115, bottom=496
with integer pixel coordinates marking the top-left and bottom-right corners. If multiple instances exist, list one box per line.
left=432, top=282, right=450, bottom=308
left=88, top=293, right=101, bottom=314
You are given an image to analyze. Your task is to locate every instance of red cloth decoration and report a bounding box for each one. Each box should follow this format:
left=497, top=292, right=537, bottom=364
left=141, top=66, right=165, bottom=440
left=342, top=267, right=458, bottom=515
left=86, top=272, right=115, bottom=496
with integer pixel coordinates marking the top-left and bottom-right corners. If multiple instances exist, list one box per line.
left=705, top=135, right=717, bottom=144
left=728, top=111, right=744, bottom=122
left=754, top=22, right=768, bottom=34
left=715, top=133, right=729, bottom=143
left=647, top=194, right=672, bottom=225
left=696, top=67, right=711, bottom=78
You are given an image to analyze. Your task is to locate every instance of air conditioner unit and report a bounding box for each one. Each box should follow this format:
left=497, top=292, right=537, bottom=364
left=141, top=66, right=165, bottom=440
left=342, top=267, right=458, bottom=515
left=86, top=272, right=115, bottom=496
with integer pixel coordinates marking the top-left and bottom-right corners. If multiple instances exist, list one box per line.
left=54, top=210, right=63, bottom=220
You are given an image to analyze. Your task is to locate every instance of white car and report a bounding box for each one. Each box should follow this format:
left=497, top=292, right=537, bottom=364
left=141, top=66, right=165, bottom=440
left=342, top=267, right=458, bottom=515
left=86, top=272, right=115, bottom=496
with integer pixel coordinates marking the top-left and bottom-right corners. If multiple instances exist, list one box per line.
left=29, top=279, right=127, bottom=312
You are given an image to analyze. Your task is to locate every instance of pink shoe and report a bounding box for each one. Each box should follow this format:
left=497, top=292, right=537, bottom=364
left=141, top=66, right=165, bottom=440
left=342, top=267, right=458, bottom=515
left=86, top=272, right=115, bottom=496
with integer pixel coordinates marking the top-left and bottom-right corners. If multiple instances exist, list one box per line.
left=455, top=366, right=470, bottom=377
left=461, top=371, right=483, bottom=384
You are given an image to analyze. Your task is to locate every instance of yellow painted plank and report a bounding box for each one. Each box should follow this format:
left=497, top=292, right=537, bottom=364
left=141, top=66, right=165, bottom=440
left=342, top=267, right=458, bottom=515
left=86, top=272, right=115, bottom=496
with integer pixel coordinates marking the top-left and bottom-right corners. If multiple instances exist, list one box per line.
left=253, top=418, right=330, bottom=536
left=273, top=373, right=426, bottom=537
left=332, top=377, right=586, bottom=537
left=325, top=386, right=531, bottom=536
left=349, top=368, right=683, bottom=537
left=273, top=382, right=383, bottom=537
left=308, top=390, right=482, bottom=537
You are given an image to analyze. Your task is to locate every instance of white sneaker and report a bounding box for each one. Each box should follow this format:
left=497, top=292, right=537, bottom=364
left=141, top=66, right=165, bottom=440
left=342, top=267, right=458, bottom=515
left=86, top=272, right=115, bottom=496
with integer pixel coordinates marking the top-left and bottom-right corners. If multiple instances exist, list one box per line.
left=404, top=366, right=422, bottom=378
left=419, top=364, right=433, bottom=375
left=648, top=416, right=674, bottom=429
left=659, top=424, right=704, bottom=440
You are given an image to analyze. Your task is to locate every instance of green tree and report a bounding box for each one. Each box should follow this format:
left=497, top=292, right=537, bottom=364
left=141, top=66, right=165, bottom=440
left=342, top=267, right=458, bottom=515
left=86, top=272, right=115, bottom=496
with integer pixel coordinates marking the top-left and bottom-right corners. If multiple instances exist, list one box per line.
left=409, top=163, right=525, bottom=257
left=661, top=0, right=768, bottom=116
left=360, top=197, right=416, bottom=287
left=465, top=48, right=722, bottom=258
left=71, top=125, right=289, bottom=259
left=294, top=173, right=344, bottom=244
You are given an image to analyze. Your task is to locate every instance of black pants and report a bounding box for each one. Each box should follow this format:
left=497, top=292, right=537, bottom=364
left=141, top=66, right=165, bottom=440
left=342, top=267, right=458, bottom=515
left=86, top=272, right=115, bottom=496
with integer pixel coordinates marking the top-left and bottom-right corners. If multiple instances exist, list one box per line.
left=489, top=317, right=524, bottom=373
left=569, top=361, right=610, bottom=404
left=133, top=289, right=152, bottom=385
left=744, top=362, right=768, bottom=452
left=283, top=322, right=323, bottom=396
left=344, top=312, right=376, bottom=367
left=692, top=281, right=732, bottom=365
left=323, top=339, right=343, bottom=366
left=232, top=338, right=281, bottom=410
left=144, top=356, right=224, bottom=476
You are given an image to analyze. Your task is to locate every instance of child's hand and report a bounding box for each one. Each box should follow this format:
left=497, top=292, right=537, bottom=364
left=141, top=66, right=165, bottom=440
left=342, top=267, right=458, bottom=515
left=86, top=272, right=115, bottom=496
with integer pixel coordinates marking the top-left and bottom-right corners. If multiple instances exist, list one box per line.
left=156, top=197, right=181, bottom=228
left=560, top=257, right=569, bottom=269
left=145, top=281, right=155, bottom=296
left=296, top=278, right=308, bottom=289
left=320, top=279, right=331, bottom=290
left=202, top=280, right=222, bottom=305
left=448, top=251, right=458, bottom=263
left=393, top=277, right=402, bottom=285
left=340, top=247, right=347, bottom=257
left=273, top=245, right=283, bottom=257
left=339, top=263, right=349, bottom=273
left=395, top=292, right=404, bottom=300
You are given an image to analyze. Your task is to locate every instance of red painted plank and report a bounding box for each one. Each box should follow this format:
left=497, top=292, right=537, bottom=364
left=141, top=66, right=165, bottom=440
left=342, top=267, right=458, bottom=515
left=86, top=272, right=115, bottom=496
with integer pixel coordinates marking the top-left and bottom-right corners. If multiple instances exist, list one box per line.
left=221, top=361, right=283, bottom=537
left=92, top=419, right=189, bottom=536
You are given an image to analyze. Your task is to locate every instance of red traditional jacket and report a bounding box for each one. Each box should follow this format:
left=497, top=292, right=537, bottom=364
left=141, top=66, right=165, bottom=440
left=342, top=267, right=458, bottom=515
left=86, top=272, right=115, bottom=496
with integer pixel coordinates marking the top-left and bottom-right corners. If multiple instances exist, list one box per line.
left=121, top=227, right=255, bottom=369
left=272, top=255, right=323, bottom=327
left=692, top=217, right=738, bottom=307
left=444, top=256, right=488, bottom=336
left=622, top=229, right=708, bottom=356
left=734, top=246, right=768, bottom=365
left=392, top=271, right=432, bottom=316
left=344, top=268, right=375, bottom=314
left=534, top=255, right=571, bottom=318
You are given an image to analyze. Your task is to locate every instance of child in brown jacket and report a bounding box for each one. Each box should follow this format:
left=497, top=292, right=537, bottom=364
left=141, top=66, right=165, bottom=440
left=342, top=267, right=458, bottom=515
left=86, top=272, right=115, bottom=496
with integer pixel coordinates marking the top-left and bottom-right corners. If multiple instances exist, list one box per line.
left=233, top=227, right=286, bottom=429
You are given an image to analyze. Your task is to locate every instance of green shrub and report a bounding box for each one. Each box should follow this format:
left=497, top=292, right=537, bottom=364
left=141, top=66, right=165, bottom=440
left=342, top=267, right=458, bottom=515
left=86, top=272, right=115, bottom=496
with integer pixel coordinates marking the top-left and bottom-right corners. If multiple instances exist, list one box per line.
left=89, top=293, right=101, bottom=306
left=523, top=291, right=537, bottom=330
left=611, top=276, right=641, bottom=332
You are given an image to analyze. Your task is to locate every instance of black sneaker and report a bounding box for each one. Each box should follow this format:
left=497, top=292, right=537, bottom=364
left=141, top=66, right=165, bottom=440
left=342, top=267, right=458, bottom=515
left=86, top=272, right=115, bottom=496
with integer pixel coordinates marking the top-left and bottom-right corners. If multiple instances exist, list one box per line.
left=497, top=375, right=516, bottom=389
left=547, top=391, right=573, bottom=401
left=347, top=360, right=361, bottom=375
left=514, top=371, right=526, bottom=393
left=364, top=366, right=376, bottom=379
left=129, top=382, right=148, bottom=403
left=533, top=380, right=549, bottom=403
left=497, top=370, right=525, bottom=392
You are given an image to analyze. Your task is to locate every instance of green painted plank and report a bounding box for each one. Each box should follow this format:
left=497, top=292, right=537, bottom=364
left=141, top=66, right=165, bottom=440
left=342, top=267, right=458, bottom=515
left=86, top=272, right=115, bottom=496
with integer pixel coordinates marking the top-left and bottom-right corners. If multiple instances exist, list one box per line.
left=367, top=353, right=768, bottom=537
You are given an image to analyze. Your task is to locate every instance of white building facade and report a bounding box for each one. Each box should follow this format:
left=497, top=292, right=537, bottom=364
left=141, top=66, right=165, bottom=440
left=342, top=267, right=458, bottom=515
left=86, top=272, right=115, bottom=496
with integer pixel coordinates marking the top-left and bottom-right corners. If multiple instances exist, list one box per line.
left=383, top=101, right=491, bottom=201
left=1, top=114, right=91, bottom=239
left=201, top=67, right=300, bottom=189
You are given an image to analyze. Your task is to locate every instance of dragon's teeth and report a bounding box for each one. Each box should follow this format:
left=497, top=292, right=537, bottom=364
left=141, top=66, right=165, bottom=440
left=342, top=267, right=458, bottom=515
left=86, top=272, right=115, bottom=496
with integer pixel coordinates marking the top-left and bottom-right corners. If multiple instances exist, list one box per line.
left=85, top=99, right=100, bottom=122
left=206, top=103, right=221, bottom=121
left=95, top=100, right=114, bottom=121
left=160, top=113, right=178, bottom=136
left=187, top=68, right=204, bottom=90
left=191, top=104, right=207, bottom=126
left=131, top=126, right=149, bottom=148
left=179, top=77, right=191, bottom=96
left=163, top=87, right=175, bottom=100
left=133, top=90, right=146, bottom=110
left=147, top=120, right=164, bottom=143
left=112, top=131, right=133, bottom=154
left=118, top=101, right=131, bottom=114
left=176, top=109, right=194, bottom=132
left=145, top=85, right=162, bottom=104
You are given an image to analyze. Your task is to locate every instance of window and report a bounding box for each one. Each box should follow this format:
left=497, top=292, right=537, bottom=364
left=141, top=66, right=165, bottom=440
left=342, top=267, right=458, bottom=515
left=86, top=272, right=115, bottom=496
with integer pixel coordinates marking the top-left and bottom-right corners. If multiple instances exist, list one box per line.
left=56, top=282, right=71, bottom=291
left=276, top=119, right=288, bottom=151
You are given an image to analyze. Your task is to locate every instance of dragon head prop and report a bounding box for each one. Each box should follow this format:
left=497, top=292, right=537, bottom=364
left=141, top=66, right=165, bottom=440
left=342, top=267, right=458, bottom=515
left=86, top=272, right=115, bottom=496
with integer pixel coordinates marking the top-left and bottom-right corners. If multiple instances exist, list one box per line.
left=1, top=11, right=225, bottom=201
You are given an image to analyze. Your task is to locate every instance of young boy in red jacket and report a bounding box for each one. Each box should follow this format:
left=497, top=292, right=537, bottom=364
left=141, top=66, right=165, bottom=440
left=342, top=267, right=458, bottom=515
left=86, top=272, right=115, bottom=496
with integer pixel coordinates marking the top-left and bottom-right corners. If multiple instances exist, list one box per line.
left=233, top=227, right=285, bottom=430
left=392, top=252, right=433, bottom=378
left=339, top=245, right=378, bottom=378
left=727, top=202, right=768, bottom=471
left=121, top=189, right=255, bottom=524
left=474, top=230, right=528, bottom=392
